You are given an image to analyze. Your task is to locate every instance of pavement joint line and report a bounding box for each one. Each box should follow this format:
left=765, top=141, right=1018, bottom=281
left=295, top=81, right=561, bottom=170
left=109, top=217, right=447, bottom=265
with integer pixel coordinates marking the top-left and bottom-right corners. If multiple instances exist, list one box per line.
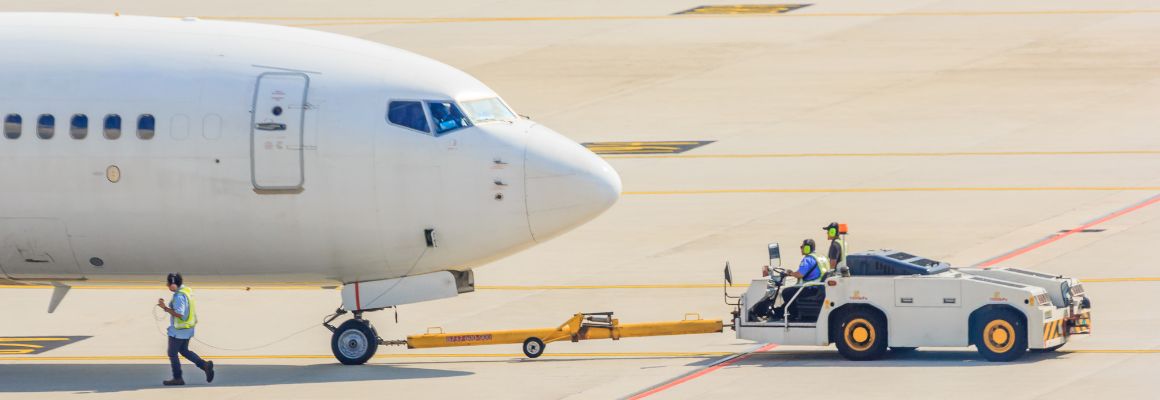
left=978, top=193, right=1160, bottom=267
left=3, top=349, right=1158, bottom=362
left=0, top=352, right=733, bottom=362
left=624, top=186, right=1160, bottom=195
left=604, top=150, right=1160, bottom=160
left=2, top=278, right=1154, bottom=291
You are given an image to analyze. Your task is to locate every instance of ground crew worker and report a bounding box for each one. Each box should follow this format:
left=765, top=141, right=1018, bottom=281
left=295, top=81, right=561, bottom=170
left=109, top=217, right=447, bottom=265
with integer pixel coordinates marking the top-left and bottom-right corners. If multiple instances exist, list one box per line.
left=786, top=238, right=828, bottom=283
left=781, top=239, right=829, bottom=320
left=156, top=273, right=215, bottom=386
left=823, top=222, right=847, bottom=270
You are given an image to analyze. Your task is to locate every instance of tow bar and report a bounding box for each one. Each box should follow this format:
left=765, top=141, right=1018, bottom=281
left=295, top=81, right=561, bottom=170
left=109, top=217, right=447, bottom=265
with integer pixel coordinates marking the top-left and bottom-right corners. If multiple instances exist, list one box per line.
left=384, top=312, right=723, bottom=358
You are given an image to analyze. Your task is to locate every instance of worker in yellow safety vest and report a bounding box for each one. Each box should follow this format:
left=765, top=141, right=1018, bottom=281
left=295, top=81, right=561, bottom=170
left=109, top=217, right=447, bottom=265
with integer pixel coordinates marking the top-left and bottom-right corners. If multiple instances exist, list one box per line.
left=823, top=222, right=847, bottom=270
left=780, top=239, right=829, bottom=321
left=156, top=273, right=215, bottom=386
left=787, top=238, right=829, bottom=283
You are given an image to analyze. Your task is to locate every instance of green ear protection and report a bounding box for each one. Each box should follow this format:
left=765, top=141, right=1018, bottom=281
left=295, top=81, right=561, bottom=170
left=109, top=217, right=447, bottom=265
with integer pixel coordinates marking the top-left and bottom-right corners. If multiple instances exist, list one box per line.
left=828, top=227, right=837, bottom=237
left=801, top=238, right=816, bottom=255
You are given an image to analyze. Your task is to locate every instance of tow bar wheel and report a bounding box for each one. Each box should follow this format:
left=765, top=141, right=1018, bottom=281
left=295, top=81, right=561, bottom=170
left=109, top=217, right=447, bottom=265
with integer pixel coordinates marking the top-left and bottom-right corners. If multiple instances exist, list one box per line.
left=331, top=319, right=379, bottom=365
left=834, top=309, right=888, bottom=361
left=523, top=337, right=545, bottom=359
left=973, top=309, right=1027, bottom=362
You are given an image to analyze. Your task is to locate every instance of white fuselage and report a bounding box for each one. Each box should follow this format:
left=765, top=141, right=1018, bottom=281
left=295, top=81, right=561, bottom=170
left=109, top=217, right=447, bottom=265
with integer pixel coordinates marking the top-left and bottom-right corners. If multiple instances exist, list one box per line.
left=0, top=14, right=621, bottom=285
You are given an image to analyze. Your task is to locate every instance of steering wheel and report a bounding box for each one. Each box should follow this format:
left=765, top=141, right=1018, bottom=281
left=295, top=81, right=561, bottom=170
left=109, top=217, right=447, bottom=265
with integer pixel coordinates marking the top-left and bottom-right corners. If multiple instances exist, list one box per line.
left=769, top=267, right=789, bottom=276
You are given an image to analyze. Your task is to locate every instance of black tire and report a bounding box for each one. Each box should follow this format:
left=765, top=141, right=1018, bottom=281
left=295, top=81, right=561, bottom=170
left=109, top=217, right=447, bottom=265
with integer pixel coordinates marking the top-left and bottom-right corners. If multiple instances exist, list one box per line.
left=972, top=308, right=1027, bottom=362
left=522, top=337, right=545, bottom=359
left=890, top=347, right=917, bottom=354
left=833, top=309, right=888, bottom=361
left=331, top=319, right=379, bottom=365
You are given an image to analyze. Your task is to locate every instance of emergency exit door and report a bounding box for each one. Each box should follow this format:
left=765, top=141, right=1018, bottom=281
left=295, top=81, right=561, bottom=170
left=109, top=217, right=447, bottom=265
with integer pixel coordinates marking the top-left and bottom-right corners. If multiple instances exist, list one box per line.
left=251, top=72, right=309, bottom=190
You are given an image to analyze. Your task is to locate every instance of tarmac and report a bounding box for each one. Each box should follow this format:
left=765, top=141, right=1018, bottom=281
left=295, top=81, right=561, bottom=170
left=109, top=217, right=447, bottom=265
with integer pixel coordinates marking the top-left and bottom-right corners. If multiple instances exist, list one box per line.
left=3, top=0, right=1160, bottom=398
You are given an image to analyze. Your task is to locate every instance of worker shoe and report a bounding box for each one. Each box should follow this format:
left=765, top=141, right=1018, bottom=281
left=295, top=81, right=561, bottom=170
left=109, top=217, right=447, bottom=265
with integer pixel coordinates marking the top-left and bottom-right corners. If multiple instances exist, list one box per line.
left=204, top=360, right=215, bottom=383
left=162, top=378, right=185, bottom=386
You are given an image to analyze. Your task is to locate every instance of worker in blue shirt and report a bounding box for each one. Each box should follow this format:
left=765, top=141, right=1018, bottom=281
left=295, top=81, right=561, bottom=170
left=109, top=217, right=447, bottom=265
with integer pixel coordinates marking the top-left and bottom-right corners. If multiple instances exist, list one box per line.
left=781, top=239, right=829, bottom=320
left=787, top=239, right=828, bottom=282
left=156, top=273, right=215, bottom=386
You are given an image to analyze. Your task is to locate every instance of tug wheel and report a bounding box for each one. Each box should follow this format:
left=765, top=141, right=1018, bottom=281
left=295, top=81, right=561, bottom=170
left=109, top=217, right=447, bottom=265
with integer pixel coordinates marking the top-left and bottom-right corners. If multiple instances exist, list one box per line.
left=834, top=309, right=888, bottom=361
left=523, top=337, right=545, bottom=359
left=972, top=309, right=1027, bottom=362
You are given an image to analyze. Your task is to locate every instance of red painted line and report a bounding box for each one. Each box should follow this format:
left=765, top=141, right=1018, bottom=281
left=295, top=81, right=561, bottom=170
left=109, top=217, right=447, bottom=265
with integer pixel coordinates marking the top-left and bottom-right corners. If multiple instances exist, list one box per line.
left=628, top=343, right=778, bottom=399
left=979, top=194, right=1160, bottom=268
left=354, top=281, right=362, bottom=310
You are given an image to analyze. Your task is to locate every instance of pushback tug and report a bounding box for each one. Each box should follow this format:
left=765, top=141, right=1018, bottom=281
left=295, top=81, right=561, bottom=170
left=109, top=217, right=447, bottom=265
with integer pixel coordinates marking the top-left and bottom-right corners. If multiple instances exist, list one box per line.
left=726, top=243, right=1092, bottom=361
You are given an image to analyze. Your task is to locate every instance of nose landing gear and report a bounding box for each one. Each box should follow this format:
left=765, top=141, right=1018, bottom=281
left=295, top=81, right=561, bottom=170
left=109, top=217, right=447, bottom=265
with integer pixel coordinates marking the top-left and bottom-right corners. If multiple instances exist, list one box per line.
left=324, top=308, right=403, bottom=365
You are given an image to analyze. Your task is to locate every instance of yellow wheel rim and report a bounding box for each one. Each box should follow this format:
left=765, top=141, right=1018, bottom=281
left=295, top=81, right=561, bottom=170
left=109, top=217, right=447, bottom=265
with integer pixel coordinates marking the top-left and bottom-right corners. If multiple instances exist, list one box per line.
left=983, top=320, right=1015, bottom=353
left=844, top=318, right=876, bottom=352
left=852, top=327, right=869, bottom=343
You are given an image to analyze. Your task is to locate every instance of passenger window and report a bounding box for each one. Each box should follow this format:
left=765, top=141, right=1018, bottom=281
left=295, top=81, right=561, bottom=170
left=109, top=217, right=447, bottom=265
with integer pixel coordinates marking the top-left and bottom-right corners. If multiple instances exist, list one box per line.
left=3, top=114, right=19, bottom=139
left=37, top=114, right=54, bottom=139
left=387, top=101, right=429, bottom=133
left=137, top=114, right=155, bottom=140
left=70, top=114, right=88, bottom=140
left=104, top=114, right=122, bottom=140
left=427, top=101, right=471, bottom=135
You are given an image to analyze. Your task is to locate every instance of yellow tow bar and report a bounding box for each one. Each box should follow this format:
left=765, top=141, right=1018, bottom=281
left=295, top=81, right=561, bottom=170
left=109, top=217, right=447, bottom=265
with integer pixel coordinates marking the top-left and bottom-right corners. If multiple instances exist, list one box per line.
left=403, top=312, right=724, bottom=358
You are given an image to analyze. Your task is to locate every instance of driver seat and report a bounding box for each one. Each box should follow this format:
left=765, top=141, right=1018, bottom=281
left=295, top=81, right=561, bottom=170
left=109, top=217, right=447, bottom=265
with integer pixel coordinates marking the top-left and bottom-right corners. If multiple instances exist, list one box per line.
left=785, top=285, right=826, bottom=322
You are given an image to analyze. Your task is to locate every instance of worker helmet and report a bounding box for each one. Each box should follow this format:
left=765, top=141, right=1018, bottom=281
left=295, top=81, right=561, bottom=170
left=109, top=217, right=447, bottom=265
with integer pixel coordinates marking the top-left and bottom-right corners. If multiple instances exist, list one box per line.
left=801, top=239, right=816, bottom=255
left=166, top=273, right=183, bottom=287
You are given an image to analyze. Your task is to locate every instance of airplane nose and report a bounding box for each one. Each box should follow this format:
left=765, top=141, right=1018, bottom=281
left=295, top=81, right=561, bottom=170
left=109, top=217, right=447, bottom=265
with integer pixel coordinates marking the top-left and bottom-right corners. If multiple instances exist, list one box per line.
left=524, top=125, right=621, bottom=242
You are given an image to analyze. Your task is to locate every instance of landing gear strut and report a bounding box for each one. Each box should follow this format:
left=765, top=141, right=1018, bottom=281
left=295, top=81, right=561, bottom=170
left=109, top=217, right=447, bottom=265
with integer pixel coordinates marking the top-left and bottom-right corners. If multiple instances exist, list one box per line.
left=324, top=308, right=382, bottom=365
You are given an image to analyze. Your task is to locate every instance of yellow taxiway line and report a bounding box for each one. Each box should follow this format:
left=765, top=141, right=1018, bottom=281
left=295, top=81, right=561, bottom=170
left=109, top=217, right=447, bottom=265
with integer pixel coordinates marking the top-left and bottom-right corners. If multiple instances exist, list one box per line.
left=0, top=278, right=1152, bottom=291
left=481, top=279, right=1150, bottom=289
left=624, top=186, right=1160, bottom=196
left=603, top=150, right=1160, bottom=160
left=0, top=351, right=732, bottom=362
left=1063, top=350, right=1160, bottom=354
left=188, top=9, right=1160, bottom=27
left=3, top=349, right=1158, bottom=362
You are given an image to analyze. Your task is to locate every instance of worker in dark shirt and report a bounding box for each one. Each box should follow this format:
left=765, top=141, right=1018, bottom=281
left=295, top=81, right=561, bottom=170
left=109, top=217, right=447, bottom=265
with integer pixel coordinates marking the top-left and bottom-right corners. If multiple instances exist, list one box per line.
left=824, top=222, right=846, bottom=270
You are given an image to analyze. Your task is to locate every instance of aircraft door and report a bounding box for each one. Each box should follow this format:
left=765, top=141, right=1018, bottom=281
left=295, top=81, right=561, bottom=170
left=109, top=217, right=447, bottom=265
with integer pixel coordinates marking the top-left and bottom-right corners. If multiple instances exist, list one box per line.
left=374, top=101, right=443, bottom=272
left=250, top=72, right=309, bottom=191
left=0, top=218, right=83, bottom=280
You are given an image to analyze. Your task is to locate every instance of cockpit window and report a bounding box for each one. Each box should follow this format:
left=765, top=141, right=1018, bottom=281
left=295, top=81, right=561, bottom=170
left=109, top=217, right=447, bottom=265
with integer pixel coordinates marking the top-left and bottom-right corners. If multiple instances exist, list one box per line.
left=460, top=98, right=517, bottom=124
left=388, top=101, right=430, bottom=133
left=428, top=101, right=471, bottom=135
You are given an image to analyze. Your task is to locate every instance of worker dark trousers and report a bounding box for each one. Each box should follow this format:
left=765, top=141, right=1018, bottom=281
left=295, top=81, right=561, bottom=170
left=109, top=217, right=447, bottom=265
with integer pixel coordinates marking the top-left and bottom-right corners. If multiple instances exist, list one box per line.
left=168, top=336, right=207, bottom=379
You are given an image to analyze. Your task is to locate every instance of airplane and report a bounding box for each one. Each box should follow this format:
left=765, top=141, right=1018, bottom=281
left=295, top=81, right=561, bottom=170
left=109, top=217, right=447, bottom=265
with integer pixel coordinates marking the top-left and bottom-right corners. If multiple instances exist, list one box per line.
left=0, top=13, right=621, bottom=364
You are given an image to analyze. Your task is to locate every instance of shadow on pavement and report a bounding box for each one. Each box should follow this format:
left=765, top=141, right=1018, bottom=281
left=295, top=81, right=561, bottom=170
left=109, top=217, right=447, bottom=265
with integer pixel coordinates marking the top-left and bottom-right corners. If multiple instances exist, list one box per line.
left=385, top=355, right=724, bottom=368
left=739, top=348, right=1066, bottom=367
left=0, top=363, right=471, bottom=393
